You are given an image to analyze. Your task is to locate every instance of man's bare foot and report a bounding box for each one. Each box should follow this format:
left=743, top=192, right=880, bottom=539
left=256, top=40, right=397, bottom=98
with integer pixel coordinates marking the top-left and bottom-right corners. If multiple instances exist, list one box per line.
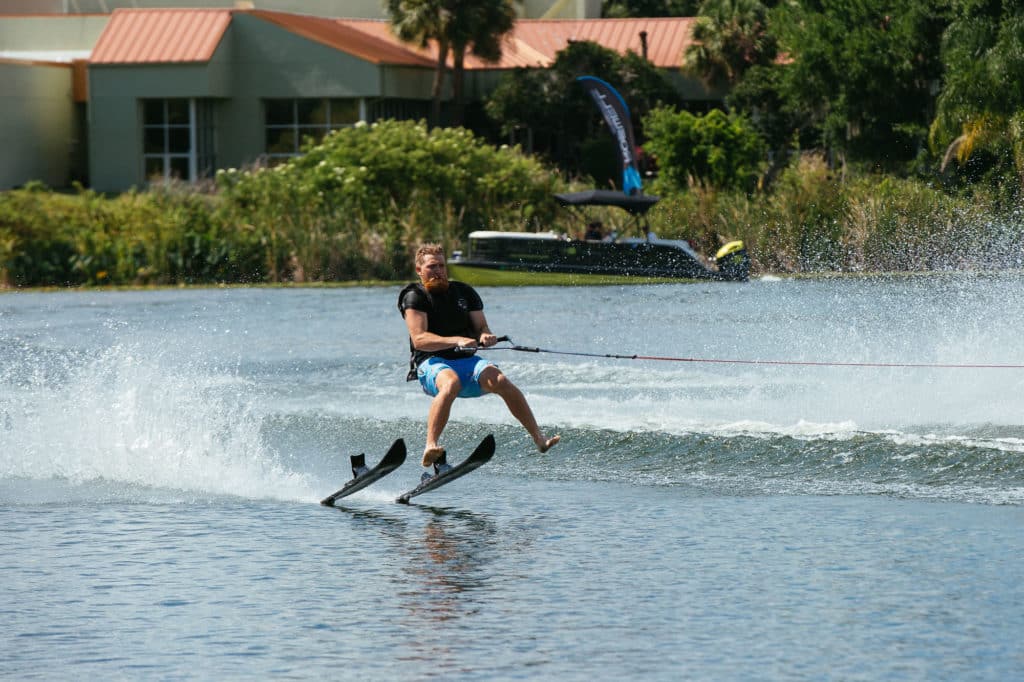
left=422, top=445, right=445, bottom=467
left=536, top=434, right=560, bottom=453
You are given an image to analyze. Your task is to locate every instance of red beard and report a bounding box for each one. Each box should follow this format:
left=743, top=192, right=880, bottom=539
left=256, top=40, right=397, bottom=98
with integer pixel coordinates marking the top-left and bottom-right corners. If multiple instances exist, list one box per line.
left=422, top=277, right=449, bottom=294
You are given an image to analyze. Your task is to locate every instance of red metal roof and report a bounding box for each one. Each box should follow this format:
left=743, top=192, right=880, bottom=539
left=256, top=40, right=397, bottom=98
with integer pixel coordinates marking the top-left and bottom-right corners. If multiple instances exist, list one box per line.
left=337, top=17, right=694, bottom=70
left=89, top=10, right=694, bottom=70
left=508, top=18, right=696, bottom=69
left=90, top=9, right=232, bottom=64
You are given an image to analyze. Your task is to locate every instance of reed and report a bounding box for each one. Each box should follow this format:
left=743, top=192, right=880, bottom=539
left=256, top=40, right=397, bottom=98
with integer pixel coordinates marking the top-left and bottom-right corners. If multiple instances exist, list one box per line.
left=647, top=155, right=1022, bottom=274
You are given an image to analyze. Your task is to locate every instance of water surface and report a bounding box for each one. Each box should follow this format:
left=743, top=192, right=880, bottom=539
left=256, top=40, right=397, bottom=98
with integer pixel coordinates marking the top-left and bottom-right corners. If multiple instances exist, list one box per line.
left=2, top=274, right=1023, bottom=679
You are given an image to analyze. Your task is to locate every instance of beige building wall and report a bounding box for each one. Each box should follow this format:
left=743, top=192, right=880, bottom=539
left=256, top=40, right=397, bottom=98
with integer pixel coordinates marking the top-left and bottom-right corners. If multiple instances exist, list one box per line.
left=522, top=0, right=601, bottom=19
left=221, top=14, right=435, bottom=172
left=0, top=60, right=76, bottom=189
left=228, top=14, right=385, bottom=98
left=0, top=0, right=66, bottom=12
left=0, top=15, right=108, bottom=55
left=88, top=28, right=234, bottom=191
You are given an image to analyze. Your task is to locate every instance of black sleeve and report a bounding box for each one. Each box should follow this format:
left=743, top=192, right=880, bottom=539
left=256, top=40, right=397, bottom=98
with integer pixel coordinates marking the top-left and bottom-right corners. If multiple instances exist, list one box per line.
left=398, top=284, right=429, bottom=315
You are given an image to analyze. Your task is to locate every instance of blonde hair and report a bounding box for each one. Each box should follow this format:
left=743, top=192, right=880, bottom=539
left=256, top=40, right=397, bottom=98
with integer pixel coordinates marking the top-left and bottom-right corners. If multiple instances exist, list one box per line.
left=415, top=243, right=445, bottom=266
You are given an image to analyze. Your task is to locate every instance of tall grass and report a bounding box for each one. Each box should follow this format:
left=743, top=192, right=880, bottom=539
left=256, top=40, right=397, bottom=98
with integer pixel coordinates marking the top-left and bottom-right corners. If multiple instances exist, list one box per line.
left=648, top=155, right=1023, bottom=274
left=2, top=141, right=1021, bottom=288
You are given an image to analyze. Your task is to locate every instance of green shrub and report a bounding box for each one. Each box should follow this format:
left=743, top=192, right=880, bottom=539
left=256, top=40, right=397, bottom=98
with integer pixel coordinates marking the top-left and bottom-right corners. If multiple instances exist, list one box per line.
left=216, top=119, right=563, bottom=281
left=643, top=107, right=767, bottom=193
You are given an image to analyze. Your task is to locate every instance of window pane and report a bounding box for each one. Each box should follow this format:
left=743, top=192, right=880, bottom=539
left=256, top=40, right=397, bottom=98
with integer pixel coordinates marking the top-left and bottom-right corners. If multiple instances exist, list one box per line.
left=142, top=100, right=164, bottom=125
left=143, top=127, right=165, bottom=154
left=166, top=99, right=190, bottom=125
left=265, top=99, right=294, bottom=126
left=169, top=156, right=190, bottom=180
left=330, top=99, right=360, bottom=126
left=308, top=100, right=329, bottom=126
left=296, top=99, right=320, bottom=125
left=266, top=128, right=296, bottom=155
left=144, top=156, right=165, bottom=179
left=168, top=127, right=190, bottom=153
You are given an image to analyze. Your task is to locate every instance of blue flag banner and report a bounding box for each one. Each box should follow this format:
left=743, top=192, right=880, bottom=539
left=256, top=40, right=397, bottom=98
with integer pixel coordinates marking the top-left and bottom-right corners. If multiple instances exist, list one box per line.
left=577, top=75, right=643, bottom=195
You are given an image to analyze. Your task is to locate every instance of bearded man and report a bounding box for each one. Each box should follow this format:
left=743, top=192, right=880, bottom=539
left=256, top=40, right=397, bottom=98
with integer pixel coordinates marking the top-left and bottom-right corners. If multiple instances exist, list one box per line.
left=398, top=243, right=560, bottom=472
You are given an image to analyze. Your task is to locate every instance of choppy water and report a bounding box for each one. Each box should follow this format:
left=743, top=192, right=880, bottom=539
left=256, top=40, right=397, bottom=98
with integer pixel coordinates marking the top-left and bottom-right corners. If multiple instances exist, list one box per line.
left=2, top=274, right=1023, bottom=679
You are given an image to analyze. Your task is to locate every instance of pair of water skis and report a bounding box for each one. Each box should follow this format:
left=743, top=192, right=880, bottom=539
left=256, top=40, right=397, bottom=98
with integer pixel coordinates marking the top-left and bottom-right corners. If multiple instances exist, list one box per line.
left=319, top=434, right=495, bottom=506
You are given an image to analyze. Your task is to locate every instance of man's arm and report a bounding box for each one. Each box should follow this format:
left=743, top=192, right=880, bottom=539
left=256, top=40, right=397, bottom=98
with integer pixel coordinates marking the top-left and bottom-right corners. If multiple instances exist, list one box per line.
left=469, top=310, right=497, bottom=348
left=404, top=309, right=478, bottom=351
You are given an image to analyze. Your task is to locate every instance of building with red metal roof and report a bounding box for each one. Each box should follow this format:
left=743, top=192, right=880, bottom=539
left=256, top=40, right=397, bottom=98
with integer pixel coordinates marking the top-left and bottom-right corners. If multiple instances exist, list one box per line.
left=1, top=7, right=715, bottom=191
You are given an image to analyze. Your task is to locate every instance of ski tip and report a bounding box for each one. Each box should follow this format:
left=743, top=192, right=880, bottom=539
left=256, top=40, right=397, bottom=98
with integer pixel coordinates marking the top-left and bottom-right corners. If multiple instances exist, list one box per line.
left=480, top=433, right=496, bottom=457
left=319, top=497, right=335, bottom=507
left=390, top=438, right=408, bottom=464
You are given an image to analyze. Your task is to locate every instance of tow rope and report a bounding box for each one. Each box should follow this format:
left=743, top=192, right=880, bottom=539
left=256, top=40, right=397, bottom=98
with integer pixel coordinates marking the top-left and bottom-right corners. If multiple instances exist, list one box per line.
left=473, top=337, right=1024, bottom=370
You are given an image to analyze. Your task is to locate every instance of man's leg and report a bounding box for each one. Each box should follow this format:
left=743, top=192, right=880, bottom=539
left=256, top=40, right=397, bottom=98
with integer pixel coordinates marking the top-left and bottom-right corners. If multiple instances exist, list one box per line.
left=424, top=368, right=461, bottom=466
left=478, top=366, right=560, bottom=453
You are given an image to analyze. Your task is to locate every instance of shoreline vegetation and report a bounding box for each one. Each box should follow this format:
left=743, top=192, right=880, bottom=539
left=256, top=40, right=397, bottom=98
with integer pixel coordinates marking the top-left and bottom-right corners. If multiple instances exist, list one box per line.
left=5, top=269, right=1024, bottom=295
left=2, top=121, right=1022, bottom=290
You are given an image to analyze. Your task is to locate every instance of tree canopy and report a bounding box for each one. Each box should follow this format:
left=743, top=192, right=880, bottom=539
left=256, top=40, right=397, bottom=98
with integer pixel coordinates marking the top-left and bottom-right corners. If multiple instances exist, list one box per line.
left=477, top=0, right=1023, bottom=198
left=485, top=41, right=683, bottom=187
left=684, top=0, right=777, bottom=89
left=761, top=0, right=949, bottom=165
left=386, top=0, right=516, bottom=127
left=643, top=107, right=766, bottom=192
left=929, top=0, right=1024, bottom=191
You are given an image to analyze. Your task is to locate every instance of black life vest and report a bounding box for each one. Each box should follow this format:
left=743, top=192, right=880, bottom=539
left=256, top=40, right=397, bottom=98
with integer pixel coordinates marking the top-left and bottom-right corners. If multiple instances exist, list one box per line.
left=397, top=281, right=482, bottom=380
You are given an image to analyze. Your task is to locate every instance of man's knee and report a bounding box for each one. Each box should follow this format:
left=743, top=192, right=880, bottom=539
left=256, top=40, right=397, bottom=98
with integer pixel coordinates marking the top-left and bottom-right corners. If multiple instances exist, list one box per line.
left=435, top=371, right=462, bottom=399
left=479, top=367, right=513, bottom=394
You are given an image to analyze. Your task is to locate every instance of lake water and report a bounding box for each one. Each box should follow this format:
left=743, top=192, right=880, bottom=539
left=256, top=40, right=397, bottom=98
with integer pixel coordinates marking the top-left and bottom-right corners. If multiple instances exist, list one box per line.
left=2, top=274, right=1023, bottom=679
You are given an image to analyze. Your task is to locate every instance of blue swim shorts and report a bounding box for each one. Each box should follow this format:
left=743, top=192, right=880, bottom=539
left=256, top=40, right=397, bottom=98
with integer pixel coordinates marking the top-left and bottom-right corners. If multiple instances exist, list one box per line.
left=417, top=355, right=495, bottom=398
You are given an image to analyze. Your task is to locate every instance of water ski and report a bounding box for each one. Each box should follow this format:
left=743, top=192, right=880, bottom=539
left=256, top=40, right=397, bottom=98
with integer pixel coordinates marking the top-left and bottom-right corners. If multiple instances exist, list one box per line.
left=396, top=434, right=495, bottom=504
left=320, top=439, right=406, bottom=506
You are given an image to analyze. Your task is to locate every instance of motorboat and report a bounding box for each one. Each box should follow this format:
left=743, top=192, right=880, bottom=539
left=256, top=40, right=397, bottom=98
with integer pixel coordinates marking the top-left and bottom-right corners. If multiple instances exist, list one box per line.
left=448, top=190, right=750, bottom=284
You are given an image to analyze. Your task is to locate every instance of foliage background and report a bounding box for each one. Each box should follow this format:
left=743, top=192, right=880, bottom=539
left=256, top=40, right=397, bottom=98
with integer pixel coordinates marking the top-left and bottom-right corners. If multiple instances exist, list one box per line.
left=0, top=121, right=561, bottom=287
left=4, top=137, right=1020, bottom=288
left=3, top=1, right=1024, bottom=287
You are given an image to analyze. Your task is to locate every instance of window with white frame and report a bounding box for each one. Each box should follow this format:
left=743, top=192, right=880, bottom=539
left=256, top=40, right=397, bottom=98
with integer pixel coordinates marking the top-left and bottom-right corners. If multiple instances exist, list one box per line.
left=142, top=98, right=215, bottom=183
left=264, top=98, right=363, bottom=159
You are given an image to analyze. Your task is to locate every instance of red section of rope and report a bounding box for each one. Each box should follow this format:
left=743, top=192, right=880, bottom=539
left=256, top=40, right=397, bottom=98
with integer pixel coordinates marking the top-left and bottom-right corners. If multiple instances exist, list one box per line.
left=630, top=355, right=1024, bottom=369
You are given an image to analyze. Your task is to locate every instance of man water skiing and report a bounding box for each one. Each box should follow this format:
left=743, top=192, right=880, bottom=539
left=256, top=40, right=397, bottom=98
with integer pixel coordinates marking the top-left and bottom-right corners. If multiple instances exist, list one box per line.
left=398, top=244, right=560, bottom=472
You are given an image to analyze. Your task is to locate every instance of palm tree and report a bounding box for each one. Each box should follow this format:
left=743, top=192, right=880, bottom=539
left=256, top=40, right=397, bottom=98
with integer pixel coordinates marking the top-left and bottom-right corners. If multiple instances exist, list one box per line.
left=386, top=0, right=516, bottom=127
left=684, top=0, right=775, bottom=89
left=448, top=1, right=516, bottom=126
left=930, top=3, right=1024, bottom=187
left=386, top=0, right=449, bottom=127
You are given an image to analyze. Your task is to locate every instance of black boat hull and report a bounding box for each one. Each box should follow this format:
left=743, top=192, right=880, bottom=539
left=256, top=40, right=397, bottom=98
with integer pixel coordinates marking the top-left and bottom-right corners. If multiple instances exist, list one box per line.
left=452, top=234, right=749, bottom=282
